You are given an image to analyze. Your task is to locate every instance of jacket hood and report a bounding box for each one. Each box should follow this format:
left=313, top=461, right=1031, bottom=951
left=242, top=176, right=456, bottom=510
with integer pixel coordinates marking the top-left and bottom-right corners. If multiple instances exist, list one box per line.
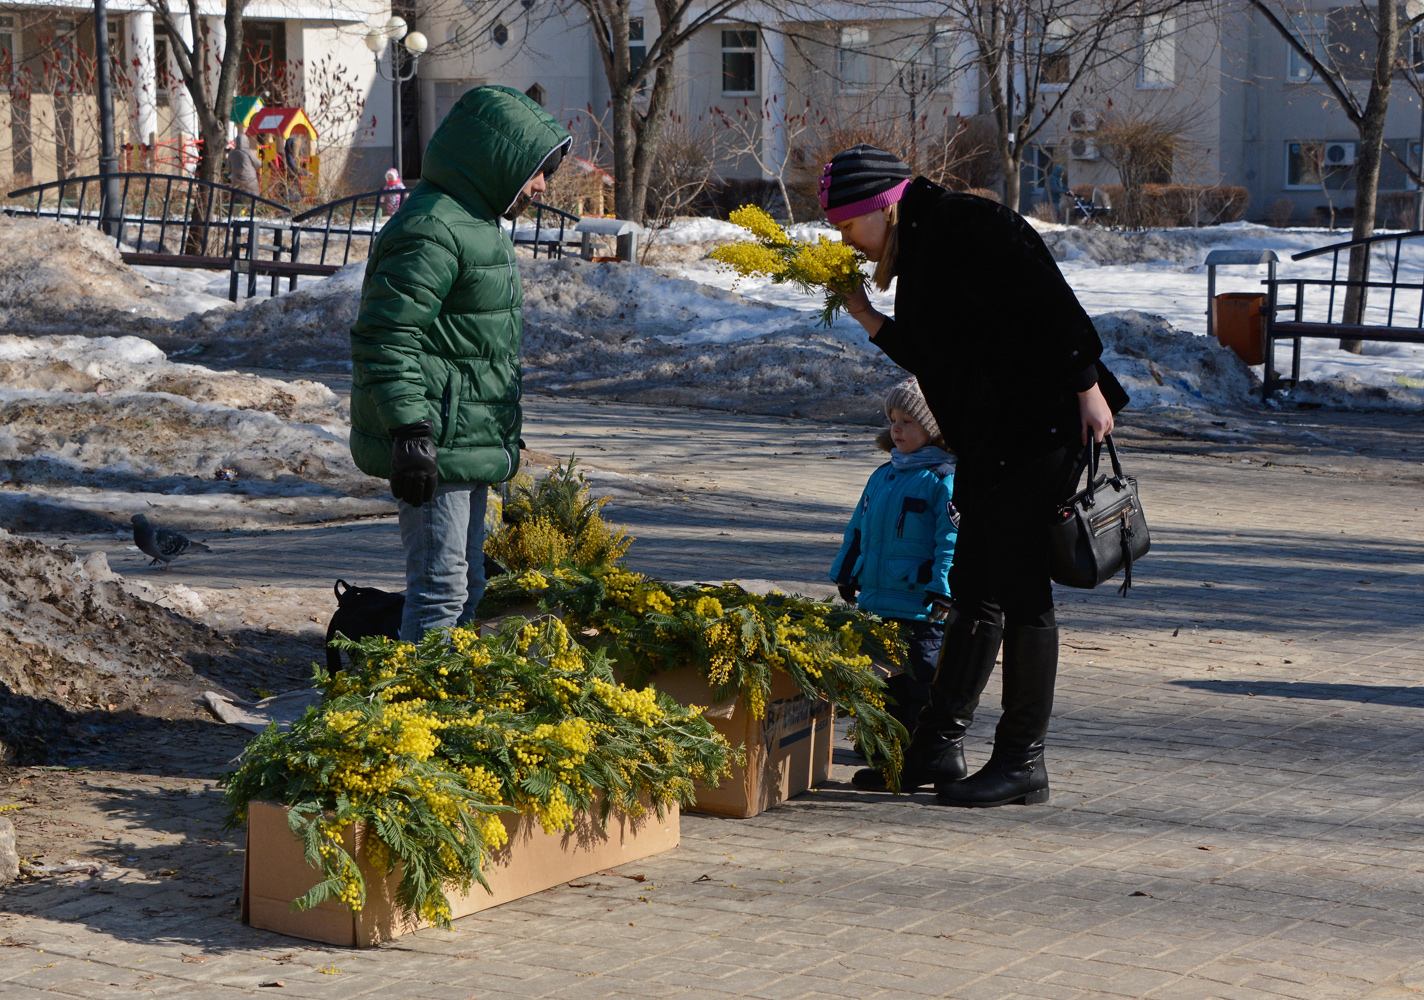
left=420, top=85, right=571, bottom=220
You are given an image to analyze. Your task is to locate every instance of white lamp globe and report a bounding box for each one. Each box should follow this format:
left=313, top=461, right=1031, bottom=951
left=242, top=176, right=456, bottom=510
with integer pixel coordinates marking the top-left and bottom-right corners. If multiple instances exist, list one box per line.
left=404, top=30, right=428, bottom=54
left=385, top=14, right=408, bottom=38
left=364, top=30, right=387, bottom=53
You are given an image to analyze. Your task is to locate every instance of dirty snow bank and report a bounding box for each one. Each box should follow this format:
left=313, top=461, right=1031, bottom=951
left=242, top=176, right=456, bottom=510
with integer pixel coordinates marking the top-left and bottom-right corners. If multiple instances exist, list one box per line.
left=0, top=217, right=183, bottom=331
left=0, top=529, right=285, bottom=762
left=0, top=334, right=390, bottom=532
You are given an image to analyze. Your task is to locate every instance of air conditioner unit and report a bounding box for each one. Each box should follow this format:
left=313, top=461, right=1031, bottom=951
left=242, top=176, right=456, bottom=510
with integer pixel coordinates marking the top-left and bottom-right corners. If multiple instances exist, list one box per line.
left=1068, top=109, right=1103, bottom=132
left=1070, top=136, right=1099, bottom=160
left=1323, top=141, right=1357, bottom=167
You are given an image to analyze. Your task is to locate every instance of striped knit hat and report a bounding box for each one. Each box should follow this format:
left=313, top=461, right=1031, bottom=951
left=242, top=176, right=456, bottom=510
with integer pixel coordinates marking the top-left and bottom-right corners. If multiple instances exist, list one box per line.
left=818, top=144, right=912, bottom=224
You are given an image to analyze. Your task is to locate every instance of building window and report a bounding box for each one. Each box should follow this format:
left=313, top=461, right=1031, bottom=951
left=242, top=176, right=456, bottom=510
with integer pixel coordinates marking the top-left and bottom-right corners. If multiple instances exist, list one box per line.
left=1039, top=20, right=1072, bottom=89
left=241, top=21, right=288, bottom=100
left=721, top=29, right=757, bottom=95
left=628, top=17, right=646, bottom=74
left=1286, top=140, right=1354, bottom=189
left=525, top=82, right=545, bottom=106
left=0, top=15, right=15, bottom=90
left=838, top=26, right=870, bottom=92
left=491, top=22, right=509, bottom=46
left=1138, top=13, right=1174, bottom=88
left=931, top=30, right=957, bottom=92
left=1286, top=15, right=1327, bottom=83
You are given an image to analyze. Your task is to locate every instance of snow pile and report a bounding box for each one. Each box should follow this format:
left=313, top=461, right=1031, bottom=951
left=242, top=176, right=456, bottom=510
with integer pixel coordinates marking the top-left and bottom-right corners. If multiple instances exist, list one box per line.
left=0, top=333, right=390, bottom=533
left=0, top=530, right=252, bottom=762
left=1280, top=372, right=1424, bottom=411
left=0, top=216, right=178, bottom=330
left=171, top=261, right=366, bottom=369
left=1093, top=311, right=1260, bottom=410
left=519, top=256, right=904, bottom=420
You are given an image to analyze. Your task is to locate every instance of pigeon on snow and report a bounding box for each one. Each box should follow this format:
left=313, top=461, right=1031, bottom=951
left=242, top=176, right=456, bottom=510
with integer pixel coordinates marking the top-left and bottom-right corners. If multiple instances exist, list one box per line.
left=131, top=513, right=210, bottom=569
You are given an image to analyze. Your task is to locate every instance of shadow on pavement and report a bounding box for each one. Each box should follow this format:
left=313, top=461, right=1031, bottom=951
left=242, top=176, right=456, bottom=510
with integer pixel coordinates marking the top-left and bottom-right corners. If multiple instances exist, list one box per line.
left=1171, top=678, right=1424, bottom=706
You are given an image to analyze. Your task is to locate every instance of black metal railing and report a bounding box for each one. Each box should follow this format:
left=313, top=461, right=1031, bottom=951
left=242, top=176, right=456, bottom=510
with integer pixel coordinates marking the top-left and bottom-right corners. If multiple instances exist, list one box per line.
left=1263, top=230, right=1424, bottom=397
left=506, top=201, right=581, bottom=259
left=290, top=187, right=402, bottom=268
left=5, top=172, right=290, bottom=258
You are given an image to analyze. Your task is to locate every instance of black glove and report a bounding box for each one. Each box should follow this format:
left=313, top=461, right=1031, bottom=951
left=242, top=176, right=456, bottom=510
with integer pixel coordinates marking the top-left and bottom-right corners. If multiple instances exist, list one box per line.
left=837, top=583, right=858, bottom=605
left=390, top=419, right=438, bottom=507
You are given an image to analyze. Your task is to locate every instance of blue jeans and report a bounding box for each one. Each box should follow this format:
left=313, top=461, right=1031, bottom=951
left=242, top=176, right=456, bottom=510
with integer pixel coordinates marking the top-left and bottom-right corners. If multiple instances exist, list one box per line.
left=397, top=483, right=489, bottom=642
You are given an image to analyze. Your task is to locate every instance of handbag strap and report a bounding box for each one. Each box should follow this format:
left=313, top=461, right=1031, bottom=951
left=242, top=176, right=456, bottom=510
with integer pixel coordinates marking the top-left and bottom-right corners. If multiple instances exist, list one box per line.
left=1104, top=434, right=1125, bottom=481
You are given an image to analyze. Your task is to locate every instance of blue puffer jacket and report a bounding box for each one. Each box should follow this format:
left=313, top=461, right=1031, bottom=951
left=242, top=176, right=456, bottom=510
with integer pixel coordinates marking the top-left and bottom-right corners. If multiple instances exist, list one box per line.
left=830, top=447, right=958, bottom=621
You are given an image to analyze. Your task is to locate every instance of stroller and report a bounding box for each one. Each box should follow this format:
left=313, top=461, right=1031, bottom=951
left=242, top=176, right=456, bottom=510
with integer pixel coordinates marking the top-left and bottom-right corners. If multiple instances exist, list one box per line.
left=1071, top=188, right=1112, bottom=224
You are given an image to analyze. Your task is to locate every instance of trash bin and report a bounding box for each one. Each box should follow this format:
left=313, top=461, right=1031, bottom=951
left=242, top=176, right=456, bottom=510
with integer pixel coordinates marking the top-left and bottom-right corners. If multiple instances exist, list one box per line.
left=1211, top=292, right=1267, bottom=366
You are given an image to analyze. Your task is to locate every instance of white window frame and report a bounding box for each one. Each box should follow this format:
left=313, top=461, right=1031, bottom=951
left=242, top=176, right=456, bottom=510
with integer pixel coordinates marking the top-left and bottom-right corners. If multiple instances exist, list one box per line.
left=931, top=29, right=957, bottom=93
left=838, top=25, right=870, bottom=93
left=1039, top=18, right=1072, bottom=92
left=1286, top=15, right=1327, bottom=84
left=1284, top=140, right=1354, bottom=190
left=0, top=15, right=16, bottom=91
left=1137, top=13, right=1174, bottom=89
left=721, top=27, right=758, bottom=96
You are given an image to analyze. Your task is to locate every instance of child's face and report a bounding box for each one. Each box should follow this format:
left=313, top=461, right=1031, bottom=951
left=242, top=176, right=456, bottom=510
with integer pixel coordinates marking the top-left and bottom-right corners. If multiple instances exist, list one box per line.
left=889, top=408, right=931, bottom=453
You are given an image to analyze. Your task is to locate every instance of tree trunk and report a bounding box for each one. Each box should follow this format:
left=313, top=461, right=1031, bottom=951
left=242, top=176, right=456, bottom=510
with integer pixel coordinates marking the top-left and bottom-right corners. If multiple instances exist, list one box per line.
left=1340, top=0, right=1397, bottom=348
left=611, top=89, right=637, bottom=222
left=626, top=55, right=675, bottom=226
left=1000, top=138, right=1021, bottom=214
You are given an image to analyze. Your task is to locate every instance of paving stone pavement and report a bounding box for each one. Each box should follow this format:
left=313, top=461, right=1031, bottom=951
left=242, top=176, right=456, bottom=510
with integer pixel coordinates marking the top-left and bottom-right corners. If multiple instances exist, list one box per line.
left=3, top=396, right=1424, bottom=999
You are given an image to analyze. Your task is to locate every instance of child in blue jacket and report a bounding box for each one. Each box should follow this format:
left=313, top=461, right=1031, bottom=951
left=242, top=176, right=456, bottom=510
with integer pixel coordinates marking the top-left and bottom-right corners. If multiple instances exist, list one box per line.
left=831, top=378, right=958, bottom=755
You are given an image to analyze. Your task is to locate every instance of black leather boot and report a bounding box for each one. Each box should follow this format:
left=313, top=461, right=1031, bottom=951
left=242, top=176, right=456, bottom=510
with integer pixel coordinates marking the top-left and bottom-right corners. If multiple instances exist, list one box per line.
left=852, top=608, right=1003, bottom=792
left=936, top=624, right=1057, bottom=807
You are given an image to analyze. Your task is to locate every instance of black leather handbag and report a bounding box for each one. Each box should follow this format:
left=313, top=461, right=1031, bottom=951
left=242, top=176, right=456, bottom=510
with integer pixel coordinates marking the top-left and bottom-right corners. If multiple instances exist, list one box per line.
left=1048, top=435, right=1149, bottom=596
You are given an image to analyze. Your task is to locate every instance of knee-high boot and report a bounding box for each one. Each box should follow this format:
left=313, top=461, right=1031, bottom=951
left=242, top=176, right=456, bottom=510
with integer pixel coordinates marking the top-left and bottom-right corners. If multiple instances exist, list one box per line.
left=935, top=623, right=1057, bottom=807
left=852, top=608, right=1003, bottom=792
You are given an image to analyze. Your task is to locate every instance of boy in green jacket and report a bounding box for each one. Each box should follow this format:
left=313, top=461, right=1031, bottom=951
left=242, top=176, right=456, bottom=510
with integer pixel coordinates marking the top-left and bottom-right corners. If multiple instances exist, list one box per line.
left=349, top=85, right=570, bottom=641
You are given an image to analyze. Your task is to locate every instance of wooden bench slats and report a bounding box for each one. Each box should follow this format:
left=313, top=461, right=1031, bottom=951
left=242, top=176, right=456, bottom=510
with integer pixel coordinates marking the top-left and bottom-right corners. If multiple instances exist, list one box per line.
left=1272, top=322, right=1424, bottom=343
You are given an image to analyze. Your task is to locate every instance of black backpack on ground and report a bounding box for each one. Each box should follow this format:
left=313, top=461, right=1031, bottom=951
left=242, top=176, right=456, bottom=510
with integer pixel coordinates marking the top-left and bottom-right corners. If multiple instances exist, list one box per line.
left=324, top=555, right=507, bottom=670
left=325, top=579, right=403, bottom=671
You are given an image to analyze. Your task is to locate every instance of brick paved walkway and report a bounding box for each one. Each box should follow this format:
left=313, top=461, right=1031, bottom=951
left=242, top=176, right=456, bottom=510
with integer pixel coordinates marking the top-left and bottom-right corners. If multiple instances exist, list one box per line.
left=3, top=397, right=1423, bottom=999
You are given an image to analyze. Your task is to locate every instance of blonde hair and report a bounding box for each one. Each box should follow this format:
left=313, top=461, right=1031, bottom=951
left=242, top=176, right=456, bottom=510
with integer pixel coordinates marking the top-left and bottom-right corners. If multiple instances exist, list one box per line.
left=872, top=201, right=900, bottom=292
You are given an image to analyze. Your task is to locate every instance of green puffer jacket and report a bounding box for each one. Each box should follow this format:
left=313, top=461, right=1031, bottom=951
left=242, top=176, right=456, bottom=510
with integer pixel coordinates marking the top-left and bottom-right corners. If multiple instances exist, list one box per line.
left=349, top=85, right=570, bottom=484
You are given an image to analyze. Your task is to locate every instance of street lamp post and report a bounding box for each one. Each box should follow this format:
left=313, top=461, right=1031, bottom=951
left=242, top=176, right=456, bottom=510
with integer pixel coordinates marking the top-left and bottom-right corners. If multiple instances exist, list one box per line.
left=367, top=17, right=427, bottom=176
left=896, top=63, right=934, bottom=175
left=93, top=0, right=121, bottom=235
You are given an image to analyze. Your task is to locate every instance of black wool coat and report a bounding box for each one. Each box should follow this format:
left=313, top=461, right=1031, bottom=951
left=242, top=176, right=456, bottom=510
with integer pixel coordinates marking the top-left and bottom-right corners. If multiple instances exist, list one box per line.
left=871, top=179, right=1127, bottom=487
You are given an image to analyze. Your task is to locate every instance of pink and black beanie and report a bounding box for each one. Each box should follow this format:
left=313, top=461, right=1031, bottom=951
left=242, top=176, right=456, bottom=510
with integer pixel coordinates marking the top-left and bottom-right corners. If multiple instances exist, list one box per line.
left=818, top=144, right=912, bottom=224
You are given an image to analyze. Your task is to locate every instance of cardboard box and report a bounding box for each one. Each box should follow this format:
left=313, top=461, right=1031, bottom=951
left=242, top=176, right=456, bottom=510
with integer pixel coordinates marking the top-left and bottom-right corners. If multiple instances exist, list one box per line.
left=644, top=666, right=833, bottom=818
left=242, top=798, right=679, bottom=947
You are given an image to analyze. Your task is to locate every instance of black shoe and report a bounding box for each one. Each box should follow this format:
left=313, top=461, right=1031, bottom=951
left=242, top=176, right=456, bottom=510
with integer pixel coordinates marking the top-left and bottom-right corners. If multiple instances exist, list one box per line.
left=850, top=732, right=965, bottom=792
left=936, top=623, right=1058, bottom=808
left=851, top=608, right=1002, bottom=793
left=934, top=748, right=1049, bottom=807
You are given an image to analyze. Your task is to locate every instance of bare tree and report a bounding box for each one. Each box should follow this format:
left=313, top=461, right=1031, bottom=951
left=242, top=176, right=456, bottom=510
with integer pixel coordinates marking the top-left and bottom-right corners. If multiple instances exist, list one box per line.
left=1247, top=0, right=1414, bottom=346
left=906, top=0, right=1204, bottom=212
left=715, top=95, right=820, bottom=221
left=1094, top=103, right=1196, bottom=228
left=144, top=0, right=248, bottom=193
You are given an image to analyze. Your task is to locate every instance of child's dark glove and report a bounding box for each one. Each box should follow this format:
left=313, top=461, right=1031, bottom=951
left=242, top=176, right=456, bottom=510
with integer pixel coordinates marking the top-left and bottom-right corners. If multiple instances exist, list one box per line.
left=390, top=419, right=438, bottom=507
left=837, top=583, right=858, bottom=605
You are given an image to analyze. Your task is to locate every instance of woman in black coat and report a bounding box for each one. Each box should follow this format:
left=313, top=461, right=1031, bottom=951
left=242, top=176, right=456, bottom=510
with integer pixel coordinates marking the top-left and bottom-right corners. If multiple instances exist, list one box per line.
left=821, top=145, right=1127, bottom=807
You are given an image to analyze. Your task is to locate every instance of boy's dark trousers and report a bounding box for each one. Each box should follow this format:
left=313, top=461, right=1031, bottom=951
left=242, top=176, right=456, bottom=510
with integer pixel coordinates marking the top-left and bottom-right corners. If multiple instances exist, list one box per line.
left=884, top=617, right=945, bottom=733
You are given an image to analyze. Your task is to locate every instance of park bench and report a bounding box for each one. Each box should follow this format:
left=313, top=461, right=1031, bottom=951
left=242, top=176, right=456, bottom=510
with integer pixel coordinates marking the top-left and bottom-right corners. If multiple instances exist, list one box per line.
left=1262, top=231, right=1424, bottom=400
